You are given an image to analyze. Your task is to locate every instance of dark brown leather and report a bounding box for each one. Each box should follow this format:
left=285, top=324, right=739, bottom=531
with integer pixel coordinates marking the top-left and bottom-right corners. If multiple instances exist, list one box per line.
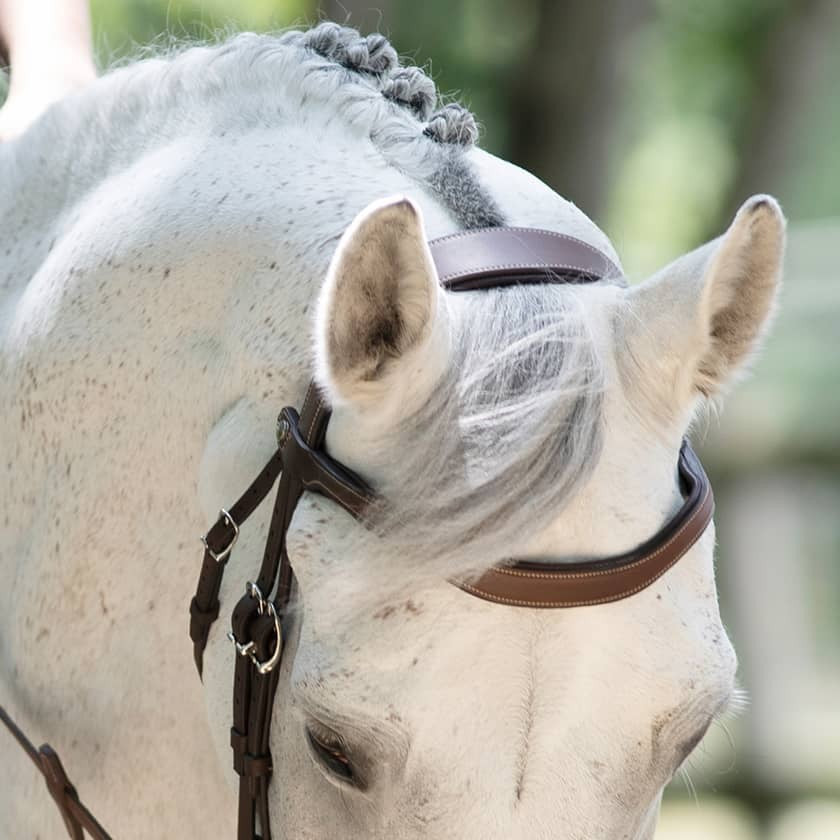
left=0, top=705, right=113, bottom=840
left=186, top=381, right=375, bottom=840
left=453, top=442, right=714, bottom=607
left=189, top=394, right=374, bottom=678
left=223, top=382, right=371, bottom=840
left=274, top=404, right=373, bottom=521
left=190, top=450, right=284, bottom=677
left=429, top=227, right=621, bottom=290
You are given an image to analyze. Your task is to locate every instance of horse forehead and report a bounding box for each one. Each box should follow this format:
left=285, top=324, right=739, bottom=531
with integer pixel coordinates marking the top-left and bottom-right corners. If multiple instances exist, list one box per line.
left=295, top=583, right=726, bottom=707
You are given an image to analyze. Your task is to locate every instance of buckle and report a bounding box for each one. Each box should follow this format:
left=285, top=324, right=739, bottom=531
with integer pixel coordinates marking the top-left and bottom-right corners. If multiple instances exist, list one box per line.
left=276, top=412, right=292, bottom=448
left=200, top=508, right=239, bottom=563
left=226, top=582, right=284, bottom=675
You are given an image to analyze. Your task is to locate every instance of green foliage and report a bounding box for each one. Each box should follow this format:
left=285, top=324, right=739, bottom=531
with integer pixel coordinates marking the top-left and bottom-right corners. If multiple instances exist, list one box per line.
left=384, top=0, right=539, bottom=155
left=89, top=0, right=311, bottom=62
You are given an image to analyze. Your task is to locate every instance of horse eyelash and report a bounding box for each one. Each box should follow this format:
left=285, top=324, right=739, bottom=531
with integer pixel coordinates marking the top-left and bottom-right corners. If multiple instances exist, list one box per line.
left=306, top=720, right=349, bottom=754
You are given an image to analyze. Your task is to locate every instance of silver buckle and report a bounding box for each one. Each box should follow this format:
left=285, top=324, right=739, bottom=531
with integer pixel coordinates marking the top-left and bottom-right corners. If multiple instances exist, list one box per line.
left=200, top=508, right=239, bottom=563
left=246, top=580, right=266, bottom=613
left=226, top=583, right=284, bottom=675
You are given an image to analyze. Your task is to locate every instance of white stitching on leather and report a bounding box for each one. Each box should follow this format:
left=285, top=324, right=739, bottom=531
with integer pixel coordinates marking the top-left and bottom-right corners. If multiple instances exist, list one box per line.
left=440, top=262, right=596, bottom=283
left=306, top=394, right=326, bottom=443
left=489, top=483, right=711, bottom=581
left=456, top=551, right=683, bottom=608
left=490, top=485, right=711, bottom=580
left=299, top=382, right=317, bottom=426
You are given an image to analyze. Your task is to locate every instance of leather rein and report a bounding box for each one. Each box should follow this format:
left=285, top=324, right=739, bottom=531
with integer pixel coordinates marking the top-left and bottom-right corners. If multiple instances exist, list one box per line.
left=1, top=227, right=714, bottom=839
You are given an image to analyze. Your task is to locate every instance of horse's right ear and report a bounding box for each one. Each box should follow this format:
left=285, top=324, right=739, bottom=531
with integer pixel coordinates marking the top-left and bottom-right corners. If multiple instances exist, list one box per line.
left=315, top=196, right=446, bottom=410
left=624, top=194, right=785, bottom=419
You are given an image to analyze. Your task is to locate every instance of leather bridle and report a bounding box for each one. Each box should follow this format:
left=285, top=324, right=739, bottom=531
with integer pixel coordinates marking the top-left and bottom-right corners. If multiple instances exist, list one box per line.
left=1, top=227, right=714, bottom=840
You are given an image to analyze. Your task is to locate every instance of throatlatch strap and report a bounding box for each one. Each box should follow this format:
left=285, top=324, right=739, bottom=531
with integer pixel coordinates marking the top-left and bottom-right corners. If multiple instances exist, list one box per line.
left=0, top=706, right=113, bottom=840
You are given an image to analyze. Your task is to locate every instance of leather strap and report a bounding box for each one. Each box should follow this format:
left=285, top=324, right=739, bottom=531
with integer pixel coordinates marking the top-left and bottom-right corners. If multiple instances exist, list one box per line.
left=220, top=382, right=374, bottom=840
left=0, top=705, right=113, bottom=840
left=190, top=387, right=374, bottom=679
left=453, top=442, right=714, bottom=607
left=190, top=449, right=284, bottom=677
left=429, top=227, right=621, bottom=290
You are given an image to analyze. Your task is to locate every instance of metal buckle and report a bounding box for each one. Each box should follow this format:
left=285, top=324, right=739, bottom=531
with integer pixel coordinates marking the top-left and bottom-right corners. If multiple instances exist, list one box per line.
left=246, top=580, right=266, bottom=614
left=200, top=508, right=239, bottom=563
left=226, top=583, right=284, bottom=675
left=276, top=412, right=291, bottom=448
left=251, top=601, right=283, bottom=675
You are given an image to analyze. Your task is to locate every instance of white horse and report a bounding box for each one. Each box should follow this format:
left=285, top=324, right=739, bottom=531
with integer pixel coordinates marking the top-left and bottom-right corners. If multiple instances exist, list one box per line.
left=0, top=21, right=784, bottom=840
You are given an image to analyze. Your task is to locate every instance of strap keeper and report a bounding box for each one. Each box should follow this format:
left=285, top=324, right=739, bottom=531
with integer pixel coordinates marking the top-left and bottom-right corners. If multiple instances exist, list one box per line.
left=200, top=508, right=239, bottom=563
left=189, top=597, right=219, bottom=639
left=243, top=753, right=273, bottom=779
left=39, top=745, right=84, bottom=840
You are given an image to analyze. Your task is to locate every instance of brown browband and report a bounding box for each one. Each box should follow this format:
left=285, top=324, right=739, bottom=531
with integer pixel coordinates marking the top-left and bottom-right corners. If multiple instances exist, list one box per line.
left=429, top=226, right=622, bottom=290
left=455, top=441, right=713, bottom=607
left=1, top=226, right=713, bottom=840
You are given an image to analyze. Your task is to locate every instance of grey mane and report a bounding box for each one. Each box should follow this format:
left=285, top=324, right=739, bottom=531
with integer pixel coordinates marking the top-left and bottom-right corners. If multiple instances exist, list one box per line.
left=262, top=24, right=503, bottom=228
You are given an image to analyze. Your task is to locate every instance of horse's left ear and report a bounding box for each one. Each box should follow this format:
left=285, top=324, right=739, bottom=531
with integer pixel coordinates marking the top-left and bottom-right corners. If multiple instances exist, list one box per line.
left=626, top=194, right=785, bottom=407
left=315, top=196, right=444, bottom=409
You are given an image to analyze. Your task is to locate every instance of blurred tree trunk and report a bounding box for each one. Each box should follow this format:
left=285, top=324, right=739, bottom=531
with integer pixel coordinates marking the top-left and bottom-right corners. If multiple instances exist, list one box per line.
left=724, top=0, right=840, bottom=219
left=318, top=0, right=394, bottom=34
left=507, top=0, right=651, bottom=222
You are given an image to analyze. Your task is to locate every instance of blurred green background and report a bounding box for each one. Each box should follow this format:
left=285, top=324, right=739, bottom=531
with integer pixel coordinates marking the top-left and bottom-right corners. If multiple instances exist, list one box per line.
left=9, top=1, right=840, bottom=837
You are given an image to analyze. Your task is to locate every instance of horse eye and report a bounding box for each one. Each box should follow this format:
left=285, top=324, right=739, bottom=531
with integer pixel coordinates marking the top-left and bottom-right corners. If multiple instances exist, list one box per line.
left=305, top=726, right=356, bottom=783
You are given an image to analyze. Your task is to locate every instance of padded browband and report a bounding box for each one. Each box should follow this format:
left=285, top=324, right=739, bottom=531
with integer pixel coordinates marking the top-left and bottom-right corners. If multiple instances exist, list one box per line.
left=428, top=228, right=713, bottom=604
left=262, top=409, right=713, bottom=609
left=454, top=442, right=713, bottom=607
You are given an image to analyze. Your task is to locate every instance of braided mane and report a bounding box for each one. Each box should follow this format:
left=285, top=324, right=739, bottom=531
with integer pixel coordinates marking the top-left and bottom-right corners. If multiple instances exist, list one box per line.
left=266, top=23, right=479, bottom=145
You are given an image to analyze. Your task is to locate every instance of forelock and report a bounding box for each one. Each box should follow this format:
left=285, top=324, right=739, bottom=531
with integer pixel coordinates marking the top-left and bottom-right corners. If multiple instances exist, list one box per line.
left=332, top=283, right=606, bottom=607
